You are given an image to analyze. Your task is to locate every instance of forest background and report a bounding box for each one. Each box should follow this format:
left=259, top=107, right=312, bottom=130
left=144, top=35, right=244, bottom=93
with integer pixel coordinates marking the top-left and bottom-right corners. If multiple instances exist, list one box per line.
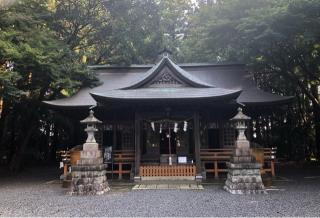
left=0, top=0, right=319, bottom=171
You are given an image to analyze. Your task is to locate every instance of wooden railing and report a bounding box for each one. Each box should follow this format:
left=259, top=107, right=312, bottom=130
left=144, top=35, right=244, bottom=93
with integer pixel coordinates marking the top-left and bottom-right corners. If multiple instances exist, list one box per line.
left=106, top=150, right=135, bottom=179
left=200, top=148, right=276, bottom=178
left=200, top=148, right=233, bottom=179
left=140, top=165, right=196, bottom=177
left=59, top=147, right=275, bottom=180
left=261, top=148, right=276, bottom=176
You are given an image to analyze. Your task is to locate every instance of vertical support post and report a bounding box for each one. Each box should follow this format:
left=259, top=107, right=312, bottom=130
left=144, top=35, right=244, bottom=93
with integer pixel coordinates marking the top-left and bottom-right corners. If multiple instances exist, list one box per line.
left=63, top=163, right=68, bottom=177
left=214, top=153, right=218, bottom=179
left=134, top=112, right=141, bottom=178
left=113, top=124, right=117, bottom=149
left=271, top=160, right=275, bottom=177
left=193, top=111, right=202, bottom=176
left=219, top=121, right=224, bottom=148
left=118, top=163, right=122, bottom=180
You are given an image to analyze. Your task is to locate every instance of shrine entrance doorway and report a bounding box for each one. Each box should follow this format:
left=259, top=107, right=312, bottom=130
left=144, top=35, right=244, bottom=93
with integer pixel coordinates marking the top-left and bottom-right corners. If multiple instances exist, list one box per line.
left=159, top=128, right=177, bottom=155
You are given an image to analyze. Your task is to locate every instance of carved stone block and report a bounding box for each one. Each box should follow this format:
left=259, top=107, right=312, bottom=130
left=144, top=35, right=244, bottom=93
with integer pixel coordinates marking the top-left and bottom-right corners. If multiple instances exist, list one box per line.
left=69, top=149, right=109, bottom=195
left=224, top=148, right=267, bottom=195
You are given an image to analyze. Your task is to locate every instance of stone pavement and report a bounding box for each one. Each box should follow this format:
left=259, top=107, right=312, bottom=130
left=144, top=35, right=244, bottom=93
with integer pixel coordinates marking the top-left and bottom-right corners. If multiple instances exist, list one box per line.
left=1, top=164, right=320, bottom=216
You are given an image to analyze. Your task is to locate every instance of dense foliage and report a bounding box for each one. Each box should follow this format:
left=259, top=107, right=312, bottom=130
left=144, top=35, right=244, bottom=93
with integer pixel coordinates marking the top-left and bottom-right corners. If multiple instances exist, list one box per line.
left=182, top=0, right=320, bottom=160
left=0, top=0, right=319, bottom=170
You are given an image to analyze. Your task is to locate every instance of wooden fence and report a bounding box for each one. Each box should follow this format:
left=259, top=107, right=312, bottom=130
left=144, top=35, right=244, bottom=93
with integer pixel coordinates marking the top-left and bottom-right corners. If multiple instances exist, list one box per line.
left=140, top=164, right=196, bottom=177
left=200, top=148, right=276, bottom=178
left=59, top=147, right=276, bottom=180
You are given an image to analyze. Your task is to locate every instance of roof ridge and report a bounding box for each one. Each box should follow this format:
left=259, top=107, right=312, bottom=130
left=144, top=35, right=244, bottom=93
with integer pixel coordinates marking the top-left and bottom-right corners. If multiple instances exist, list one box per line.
left=88, top=62, right=245, bottom=69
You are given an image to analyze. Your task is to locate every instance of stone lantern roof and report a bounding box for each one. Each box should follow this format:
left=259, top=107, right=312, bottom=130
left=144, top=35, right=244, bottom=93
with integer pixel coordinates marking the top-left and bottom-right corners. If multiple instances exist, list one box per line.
left=230, top=107, right=251, bottom=121
left=80, top=110, right=102, bottom=124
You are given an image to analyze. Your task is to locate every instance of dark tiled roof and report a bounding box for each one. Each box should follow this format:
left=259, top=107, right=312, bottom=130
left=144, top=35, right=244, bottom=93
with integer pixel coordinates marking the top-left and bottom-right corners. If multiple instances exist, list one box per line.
left=43, top=59, right=294, bottom=108
left=237, top=87, right=294, bottom=105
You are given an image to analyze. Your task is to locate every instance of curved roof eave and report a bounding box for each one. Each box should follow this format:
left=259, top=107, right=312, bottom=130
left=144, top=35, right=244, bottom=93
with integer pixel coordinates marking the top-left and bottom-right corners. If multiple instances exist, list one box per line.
left=42, top=87, right=97, bottom=109
left=42, top=101, right=95, bottom=109
left=237, top=88, right=295, bottom=106
left=90, top=88, right=242, bottom=102
left=239, top=97, right=295, bottom=106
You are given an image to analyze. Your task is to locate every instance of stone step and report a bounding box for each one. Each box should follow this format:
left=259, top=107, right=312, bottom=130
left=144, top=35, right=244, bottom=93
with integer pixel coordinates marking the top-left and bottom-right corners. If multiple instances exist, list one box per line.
left=140, top=176, right=196, bottom=181
left=224, top=185, right=267, bottom=194
left=77, top=158, right=104, bottom=165
left=132, top=183, right=204, bottom=190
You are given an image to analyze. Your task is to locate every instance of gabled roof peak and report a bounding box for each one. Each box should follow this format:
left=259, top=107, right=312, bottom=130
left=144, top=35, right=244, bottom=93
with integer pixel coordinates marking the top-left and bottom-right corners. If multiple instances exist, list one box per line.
left=158, top=47, right=173, bottom=59
left=121, top=55, right=214, bottom=89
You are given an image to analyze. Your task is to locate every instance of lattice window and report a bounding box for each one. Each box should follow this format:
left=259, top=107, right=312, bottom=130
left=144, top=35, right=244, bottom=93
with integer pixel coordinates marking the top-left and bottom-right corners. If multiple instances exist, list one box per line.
left=208, top=122, right=219, bottom=129
left=207, top=122, right=220, bottom=149
left=101, top=124, right=113, bottom=131
left=223, top=122, right=236, bottom=147
left=200, top=118, right=210, bottom=148
left=121, top=125, right=134, bottom=149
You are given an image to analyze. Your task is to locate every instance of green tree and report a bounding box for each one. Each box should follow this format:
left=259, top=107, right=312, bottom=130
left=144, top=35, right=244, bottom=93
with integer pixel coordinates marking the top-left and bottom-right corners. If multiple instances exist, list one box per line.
left=0, top=0, right=97, bottom=171
left=182, top=0, right=320, bottom=160
left=157, top=0, right=194, bottom=60
left=51, top=0, right=165, bottom=65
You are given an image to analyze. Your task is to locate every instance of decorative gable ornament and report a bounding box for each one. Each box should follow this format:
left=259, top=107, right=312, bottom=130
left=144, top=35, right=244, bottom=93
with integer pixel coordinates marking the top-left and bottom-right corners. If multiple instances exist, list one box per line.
left=150, top=70, right=182, bottom=86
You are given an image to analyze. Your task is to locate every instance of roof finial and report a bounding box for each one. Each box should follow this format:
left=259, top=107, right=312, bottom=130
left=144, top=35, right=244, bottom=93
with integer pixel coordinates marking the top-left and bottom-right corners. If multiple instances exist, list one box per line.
left=158, top=47, right=172, bottom=59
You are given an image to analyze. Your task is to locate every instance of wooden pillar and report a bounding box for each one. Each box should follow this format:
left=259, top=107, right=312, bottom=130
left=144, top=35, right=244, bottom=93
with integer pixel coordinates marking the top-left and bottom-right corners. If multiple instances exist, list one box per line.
left=193, top=111, right=202, bottom=175
left=112, top=123, right=117, bottom=149
left=219, top=121, right=224, bottom=148
left=134, top=112, right=141, bottom=176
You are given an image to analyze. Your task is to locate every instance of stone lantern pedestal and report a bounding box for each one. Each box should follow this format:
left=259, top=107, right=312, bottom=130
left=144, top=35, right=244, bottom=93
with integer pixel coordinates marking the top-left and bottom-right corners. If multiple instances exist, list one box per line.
left=223, top=108, right=267, bottom=194
left=69, top=110, right=110, bottom=195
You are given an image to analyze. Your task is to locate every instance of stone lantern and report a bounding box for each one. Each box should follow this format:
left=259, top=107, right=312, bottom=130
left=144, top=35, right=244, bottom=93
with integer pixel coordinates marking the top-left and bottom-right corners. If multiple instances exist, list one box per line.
left=223, top=107, right=266, bottom=194
left=69, top=110, right=110, bottom=195
left=81, top=110, right=102, bottom=150
left=231, top=107, right=251, bottom=149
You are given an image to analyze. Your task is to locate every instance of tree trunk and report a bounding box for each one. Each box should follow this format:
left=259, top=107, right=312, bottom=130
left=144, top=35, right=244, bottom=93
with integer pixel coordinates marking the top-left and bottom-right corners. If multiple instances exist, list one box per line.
left=0, top=113, right=11, bottom=147
left=9, top=125, right=36, bottom=172
left=311, top=86, right=320, bottom=160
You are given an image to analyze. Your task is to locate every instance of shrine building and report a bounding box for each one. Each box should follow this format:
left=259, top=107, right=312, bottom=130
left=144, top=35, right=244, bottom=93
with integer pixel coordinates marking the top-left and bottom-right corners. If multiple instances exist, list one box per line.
left=44, top=53, right=293, bottom=181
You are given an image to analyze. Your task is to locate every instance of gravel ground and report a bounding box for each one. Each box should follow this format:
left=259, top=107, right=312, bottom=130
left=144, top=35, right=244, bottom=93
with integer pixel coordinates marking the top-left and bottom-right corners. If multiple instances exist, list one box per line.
left=0, top=164, right=320, bottom=217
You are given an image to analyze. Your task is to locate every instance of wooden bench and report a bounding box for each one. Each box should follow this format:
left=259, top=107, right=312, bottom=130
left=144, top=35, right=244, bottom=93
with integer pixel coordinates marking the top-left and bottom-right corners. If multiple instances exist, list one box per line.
left=106, top=150, right=135, bottom=179
left=200, top=148, right=276, bottom=178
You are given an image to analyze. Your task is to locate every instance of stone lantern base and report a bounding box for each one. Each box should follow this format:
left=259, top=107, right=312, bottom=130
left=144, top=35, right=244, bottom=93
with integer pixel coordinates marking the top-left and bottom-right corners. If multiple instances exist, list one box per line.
left=69, top=143, right=110, bottom=195
left=223, top=147, right=267, bottom=194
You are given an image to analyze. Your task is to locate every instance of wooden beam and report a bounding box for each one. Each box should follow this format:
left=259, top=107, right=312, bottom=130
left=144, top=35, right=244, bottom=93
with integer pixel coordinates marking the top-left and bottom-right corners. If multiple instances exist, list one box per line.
left=134, top=112, right=141, bottom=176
left=193, top=111, right=202, bottom=174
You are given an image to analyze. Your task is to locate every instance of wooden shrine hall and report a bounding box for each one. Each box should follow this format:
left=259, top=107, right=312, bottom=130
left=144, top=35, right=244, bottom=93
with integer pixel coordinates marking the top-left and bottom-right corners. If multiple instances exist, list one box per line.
left=44, top=53, right=293, bottom=181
